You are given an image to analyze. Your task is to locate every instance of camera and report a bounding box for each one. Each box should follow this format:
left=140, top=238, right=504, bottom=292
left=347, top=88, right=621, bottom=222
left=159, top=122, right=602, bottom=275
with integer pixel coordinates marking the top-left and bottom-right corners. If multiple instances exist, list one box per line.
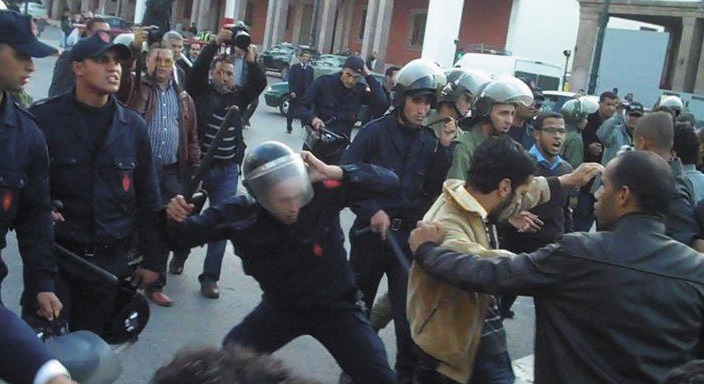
left=146, top=26, right=164, bottom=47
left=228, top=21, right=251, bottom=51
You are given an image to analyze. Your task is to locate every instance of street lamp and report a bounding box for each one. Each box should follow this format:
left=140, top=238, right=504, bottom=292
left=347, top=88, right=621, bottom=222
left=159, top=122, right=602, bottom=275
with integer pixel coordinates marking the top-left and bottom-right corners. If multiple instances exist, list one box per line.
left=562, top=49, right=572, bottom=92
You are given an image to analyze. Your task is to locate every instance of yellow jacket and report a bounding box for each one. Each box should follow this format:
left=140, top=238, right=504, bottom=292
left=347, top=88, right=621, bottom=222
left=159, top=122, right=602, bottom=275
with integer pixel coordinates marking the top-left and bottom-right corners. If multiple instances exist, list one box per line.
left=407, top=177, right=552, bottom=383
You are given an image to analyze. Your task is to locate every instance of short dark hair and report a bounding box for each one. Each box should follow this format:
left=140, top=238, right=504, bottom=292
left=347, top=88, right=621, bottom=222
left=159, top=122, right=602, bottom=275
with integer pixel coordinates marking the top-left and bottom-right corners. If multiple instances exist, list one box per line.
left=599, top=91, right=618, bottom=102
left=385, top=66, right=401, bottom=77
left=152, top=344, right=321, bottom=384
left=534, top=111, right=564, bottom=130
left=633, top=111, right=674, bottom=153
left=466, top=136, right=538, bottom=194
left=85, top=17, right=107, bottom=32
left=663, top=360, right=704, bottom=384
left=673, top=121, right=700, bottom=165
left=609, top=151, right=675, bottom=216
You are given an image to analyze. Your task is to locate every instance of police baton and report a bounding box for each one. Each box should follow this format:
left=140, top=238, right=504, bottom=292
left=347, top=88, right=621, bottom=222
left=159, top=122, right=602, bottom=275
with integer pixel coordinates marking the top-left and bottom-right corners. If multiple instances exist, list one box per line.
left=354, top=226, right=410, bottom=272
left=54, top=244, right=120, bottom=286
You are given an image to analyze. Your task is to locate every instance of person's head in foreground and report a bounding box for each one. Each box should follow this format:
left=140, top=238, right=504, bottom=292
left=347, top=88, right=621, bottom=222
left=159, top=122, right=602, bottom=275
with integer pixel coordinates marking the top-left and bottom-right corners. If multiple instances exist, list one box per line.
left=594, top=150, right=675, bottom=230
left=151, top=344, right=321, bottom=384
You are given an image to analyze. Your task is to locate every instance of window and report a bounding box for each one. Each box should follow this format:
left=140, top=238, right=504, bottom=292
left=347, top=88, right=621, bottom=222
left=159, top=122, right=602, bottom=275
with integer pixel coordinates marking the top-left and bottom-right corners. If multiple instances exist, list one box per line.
left=409, top=10, right=426, bottom=49
left=358, top=7, right=366, bottom=41
left=244, top=0, right=254, bottom=26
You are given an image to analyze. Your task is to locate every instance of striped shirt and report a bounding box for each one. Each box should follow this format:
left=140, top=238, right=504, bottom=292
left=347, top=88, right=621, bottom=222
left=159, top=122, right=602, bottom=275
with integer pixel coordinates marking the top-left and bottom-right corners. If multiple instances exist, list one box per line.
left=201, top=110, right=238, bottom=162
left=146, top=82, right=180, bottom=167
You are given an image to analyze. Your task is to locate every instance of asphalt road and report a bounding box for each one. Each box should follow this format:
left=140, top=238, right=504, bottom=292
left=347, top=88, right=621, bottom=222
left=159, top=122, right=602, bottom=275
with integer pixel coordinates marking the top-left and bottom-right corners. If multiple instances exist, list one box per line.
left=1, top=25, right=536, bottom=384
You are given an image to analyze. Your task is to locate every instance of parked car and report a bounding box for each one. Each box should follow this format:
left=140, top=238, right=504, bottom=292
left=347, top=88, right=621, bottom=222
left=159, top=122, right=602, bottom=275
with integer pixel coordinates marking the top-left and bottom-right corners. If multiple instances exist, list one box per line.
left=264, top=72, right=386, bottom=119
left=17, top=1, right=47, bottom=18
left=259, top=42, right=320, bottom=78
left=0, top=0, right=7, bottom=10
left=310, top=54, right=348, bottom=78
left=96, top=14, right=134, bottom=37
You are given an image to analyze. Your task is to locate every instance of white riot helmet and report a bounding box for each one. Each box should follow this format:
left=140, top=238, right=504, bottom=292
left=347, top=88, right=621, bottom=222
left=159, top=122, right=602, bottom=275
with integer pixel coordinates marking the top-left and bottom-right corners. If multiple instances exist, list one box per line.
left=392, top=59, right=446, bottom=108
left=242, top=141, right=313, bottom=215
left=471, top=75, right=534, bottom=117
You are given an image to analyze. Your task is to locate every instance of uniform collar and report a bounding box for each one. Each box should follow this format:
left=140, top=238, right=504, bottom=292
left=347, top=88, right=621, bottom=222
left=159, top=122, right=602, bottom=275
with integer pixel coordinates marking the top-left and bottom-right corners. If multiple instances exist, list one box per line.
left=1, top=91, right=20, bottom=128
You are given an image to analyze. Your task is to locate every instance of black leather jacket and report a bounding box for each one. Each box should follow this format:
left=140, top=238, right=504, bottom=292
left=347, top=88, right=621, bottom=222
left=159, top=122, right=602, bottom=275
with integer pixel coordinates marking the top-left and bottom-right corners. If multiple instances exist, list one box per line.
left=415, top=214, right=704, bottom=384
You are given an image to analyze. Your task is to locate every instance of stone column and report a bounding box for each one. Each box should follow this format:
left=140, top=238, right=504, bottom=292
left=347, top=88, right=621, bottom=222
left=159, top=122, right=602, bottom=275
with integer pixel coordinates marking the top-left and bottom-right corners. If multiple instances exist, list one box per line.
left=420, top=0, right=462, bottom=67
left=134, top=0, right=147, bottom=24
left=51, top=0, right=63, bottom=20
left=370, top=0, right=393, bottom=71
left=333, top=0, right=353, bottom=53
left=195, top=0, right=211, bottom=32
left=262, top=0, right=279, bottom=49
left=359, top=0, right=378, bottom=60
left=570, top=6, right=599, bottom=93
left=316, top=0, right=338, bottom=53
left=671, top=16, right=703, bottom=93
left=223, top=0, right=236, bottom=24
left=695, top=26, right=704, bottom=95
left=190, top=0, right=200, bottom=30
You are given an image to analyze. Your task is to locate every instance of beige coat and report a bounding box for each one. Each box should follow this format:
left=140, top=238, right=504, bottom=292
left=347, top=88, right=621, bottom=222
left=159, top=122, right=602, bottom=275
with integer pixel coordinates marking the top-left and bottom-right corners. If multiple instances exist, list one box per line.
left=407, top=177, right=552, bottom=383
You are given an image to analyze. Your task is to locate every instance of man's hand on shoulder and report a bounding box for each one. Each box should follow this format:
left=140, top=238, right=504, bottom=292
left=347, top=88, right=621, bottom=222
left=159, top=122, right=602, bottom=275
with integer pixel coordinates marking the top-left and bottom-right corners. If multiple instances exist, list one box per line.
left=558, top=162, right=604, bottom=188
left=409, top=221, right=446, bottom=254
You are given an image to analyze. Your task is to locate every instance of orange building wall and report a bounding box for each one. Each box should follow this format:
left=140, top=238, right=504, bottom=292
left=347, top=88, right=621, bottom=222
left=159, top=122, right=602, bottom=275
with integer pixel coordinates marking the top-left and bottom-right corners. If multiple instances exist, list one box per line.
left=385, top=0, right=429, bottom=67
left=249, top=0, right=268, bottom=45
left=457, top=0, right=511, bottom=49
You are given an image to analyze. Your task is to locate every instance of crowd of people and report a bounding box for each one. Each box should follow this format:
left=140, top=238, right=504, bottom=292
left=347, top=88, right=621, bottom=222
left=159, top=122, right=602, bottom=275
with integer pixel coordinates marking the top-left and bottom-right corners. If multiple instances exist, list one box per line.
left=2, top=7, right=704, bottom=384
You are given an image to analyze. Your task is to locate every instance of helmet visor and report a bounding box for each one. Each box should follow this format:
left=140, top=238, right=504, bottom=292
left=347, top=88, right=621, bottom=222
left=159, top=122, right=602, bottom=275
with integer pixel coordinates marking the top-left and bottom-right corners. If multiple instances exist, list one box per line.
left=246, top=154, right=314, bottom=215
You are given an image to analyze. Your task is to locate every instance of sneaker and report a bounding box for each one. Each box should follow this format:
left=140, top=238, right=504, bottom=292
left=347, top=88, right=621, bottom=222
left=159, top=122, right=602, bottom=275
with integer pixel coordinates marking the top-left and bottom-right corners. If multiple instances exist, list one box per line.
left=200, top=279, right=220, bottom=299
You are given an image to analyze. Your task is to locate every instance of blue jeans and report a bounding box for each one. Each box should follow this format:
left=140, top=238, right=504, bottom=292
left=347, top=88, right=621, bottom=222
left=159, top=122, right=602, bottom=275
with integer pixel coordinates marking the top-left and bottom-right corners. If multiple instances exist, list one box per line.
left=199, top=162, right=239, bottom=283
left=469, top=351, right=515, bottom=384
left=223, top=299, right=396, bottom=384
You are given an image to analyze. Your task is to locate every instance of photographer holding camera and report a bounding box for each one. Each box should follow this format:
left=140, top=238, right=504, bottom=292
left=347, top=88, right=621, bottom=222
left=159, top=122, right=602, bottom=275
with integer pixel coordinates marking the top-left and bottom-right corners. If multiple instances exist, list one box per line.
left=178, top=27, right=266, bottom=298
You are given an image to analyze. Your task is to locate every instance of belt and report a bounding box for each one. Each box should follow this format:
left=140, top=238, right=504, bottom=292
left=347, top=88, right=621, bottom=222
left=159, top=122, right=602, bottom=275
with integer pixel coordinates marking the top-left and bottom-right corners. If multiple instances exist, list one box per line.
left=162, top=162, right=179, bottom=170
left=56, top=238, right=129, bottom=258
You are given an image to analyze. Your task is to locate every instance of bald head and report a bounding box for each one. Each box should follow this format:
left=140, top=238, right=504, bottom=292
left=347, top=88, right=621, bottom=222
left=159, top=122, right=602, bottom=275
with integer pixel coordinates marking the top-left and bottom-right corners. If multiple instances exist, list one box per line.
left=633, top=111, right=674, bottom=155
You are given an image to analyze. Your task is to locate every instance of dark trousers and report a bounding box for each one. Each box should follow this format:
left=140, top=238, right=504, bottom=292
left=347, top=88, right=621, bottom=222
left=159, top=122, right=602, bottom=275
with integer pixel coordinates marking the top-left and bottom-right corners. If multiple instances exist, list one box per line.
left=349, top=228, right=416, bottom=380
left=222, top=299, right=396, bottom=384
left=574, top=188, right=595, bottom=232
left=23, top=241, right=131, bottom=335
left=286, top=98, right=302, bottom=131
left=149, top=166, right=188, bottom=290
left=242, top=98, right=259, bottom=127
left=469, top=351, right=515, bottom=384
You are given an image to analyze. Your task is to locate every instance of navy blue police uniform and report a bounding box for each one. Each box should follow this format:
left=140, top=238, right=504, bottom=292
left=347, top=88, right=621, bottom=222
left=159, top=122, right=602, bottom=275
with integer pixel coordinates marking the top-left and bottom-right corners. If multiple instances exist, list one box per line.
left=164, top=163, right=399, bottom=384
left=0, top=91, right=57, bottom=304
left=28, top=92, right=164, bottom=335
left=297, top=60, right=387, bottom=164
left=339, top=110, right=452, bottom=380
left=286, top=60, right=314, bottom=132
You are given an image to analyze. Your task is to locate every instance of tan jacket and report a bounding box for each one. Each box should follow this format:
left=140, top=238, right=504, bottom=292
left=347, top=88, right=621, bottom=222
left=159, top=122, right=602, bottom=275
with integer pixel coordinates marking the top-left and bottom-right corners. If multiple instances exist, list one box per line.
left=407, top=177, right=553, bottom=383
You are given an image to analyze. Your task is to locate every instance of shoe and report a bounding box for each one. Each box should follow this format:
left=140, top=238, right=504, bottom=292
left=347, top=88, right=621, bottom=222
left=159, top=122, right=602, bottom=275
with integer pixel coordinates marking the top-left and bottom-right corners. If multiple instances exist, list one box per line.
left=200, top=280, right=220, bottom=299
left=286, top=127, right=292, bottom=134
left=146, top=289, right=174, bottom=307
left=169, top=256, right=186, bottom=275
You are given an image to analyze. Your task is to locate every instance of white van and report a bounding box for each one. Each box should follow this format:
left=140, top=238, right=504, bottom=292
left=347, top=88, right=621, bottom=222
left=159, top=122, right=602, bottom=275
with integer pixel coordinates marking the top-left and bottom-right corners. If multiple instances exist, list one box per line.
left=455, top=52, right=563, bottom=91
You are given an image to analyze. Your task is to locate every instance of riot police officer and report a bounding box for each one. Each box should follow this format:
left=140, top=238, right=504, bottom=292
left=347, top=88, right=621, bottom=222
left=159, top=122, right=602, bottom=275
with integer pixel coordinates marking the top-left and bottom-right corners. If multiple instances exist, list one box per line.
left=27, top=33, right=164, bottom=338
left=446, top=75, right=534, bottom=180
left=165, top=142, right=398, bottom=384
left=560, top=96, right=599, bottom=169
left=339, top=59, right=456, bottom=383
left=298, top=55, right=387, bottom=164
left=425, top=68, right=491, bottom=138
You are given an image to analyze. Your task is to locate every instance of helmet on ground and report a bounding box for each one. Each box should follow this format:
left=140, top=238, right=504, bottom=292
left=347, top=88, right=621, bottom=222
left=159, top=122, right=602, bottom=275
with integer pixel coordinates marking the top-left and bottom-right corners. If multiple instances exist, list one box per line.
left=658, top=95, right=684, bottom=114
left=103, top=283, right=150, bottom=344
left=242, top=141, right=313, bottom=211
left=438, top=68, right=491, bottom=104
left=561, top=96, right=599, bottom=124
left=392, top=59, right=446, bottom=108
left=471, top=75, right=534, bottom=116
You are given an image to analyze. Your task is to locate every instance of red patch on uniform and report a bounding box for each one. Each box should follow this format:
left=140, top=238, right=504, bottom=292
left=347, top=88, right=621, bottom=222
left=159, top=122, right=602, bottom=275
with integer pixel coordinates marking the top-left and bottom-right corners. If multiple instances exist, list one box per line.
left=122, top=172, right=131, bottom=192
left=322, top=179, right=342, bottom=189
left=2, top=190, right=11, bottom=212
left=312, top=243, right=323, bottom=257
